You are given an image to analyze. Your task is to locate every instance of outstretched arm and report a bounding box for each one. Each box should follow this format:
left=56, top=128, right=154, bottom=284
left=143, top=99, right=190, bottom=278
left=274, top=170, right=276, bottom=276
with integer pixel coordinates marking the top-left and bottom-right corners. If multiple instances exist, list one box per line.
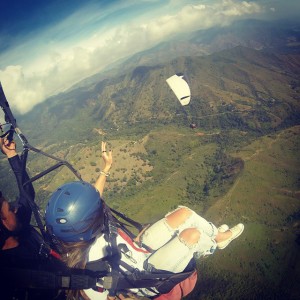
left=94, top=141, right=113, bottom=197
left=0, top=137, right=35, bottom=224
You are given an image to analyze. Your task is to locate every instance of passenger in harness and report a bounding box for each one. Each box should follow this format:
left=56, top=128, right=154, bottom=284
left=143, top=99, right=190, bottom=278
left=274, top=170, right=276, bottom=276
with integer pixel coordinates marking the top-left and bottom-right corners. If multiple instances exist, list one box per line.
left=45, top=142, right=245, bottom=300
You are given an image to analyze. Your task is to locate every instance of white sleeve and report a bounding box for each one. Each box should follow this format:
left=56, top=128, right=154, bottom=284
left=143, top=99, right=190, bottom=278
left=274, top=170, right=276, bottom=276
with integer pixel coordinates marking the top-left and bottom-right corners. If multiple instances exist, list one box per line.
left=84, top=288, right=108, bottom=300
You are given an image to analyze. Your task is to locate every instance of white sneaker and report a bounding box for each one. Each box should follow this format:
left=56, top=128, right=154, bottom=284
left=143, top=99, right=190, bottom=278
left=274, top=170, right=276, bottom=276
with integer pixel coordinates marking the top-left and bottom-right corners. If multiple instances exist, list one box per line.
left=217, top=223, right=244, bottom=250
left=218, top=224, right=229, bottom=233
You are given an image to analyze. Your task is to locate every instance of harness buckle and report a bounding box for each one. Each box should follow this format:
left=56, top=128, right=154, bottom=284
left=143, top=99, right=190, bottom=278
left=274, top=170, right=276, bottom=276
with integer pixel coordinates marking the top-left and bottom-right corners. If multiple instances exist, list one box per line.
left=39, top=242, right=50, bottom=258
left=103, top=276, right=113, bottom=289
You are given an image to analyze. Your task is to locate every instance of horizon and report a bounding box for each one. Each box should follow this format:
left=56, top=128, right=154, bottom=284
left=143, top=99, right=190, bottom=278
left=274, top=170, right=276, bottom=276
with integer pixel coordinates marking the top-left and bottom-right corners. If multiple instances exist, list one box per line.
left=0, top=0, right=299, bottom=114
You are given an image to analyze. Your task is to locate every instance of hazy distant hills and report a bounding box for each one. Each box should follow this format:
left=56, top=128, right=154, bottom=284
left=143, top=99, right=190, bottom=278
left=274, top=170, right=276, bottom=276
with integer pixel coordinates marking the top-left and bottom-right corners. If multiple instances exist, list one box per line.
left=103, top=19, right=300, bottom=73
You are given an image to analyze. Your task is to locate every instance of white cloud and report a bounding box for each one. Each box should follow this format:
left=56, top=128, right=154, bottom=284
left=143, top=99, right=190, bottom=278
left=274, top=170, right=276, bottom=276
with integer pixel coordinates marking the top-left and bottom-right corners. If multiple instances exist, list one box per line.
left=0, top=0, right=264, bottom=114
left=219, top=0, right=261, bottom=17
left=193, top=4, right=206, bottom=10
left=0, top=66, right=45, bottom=114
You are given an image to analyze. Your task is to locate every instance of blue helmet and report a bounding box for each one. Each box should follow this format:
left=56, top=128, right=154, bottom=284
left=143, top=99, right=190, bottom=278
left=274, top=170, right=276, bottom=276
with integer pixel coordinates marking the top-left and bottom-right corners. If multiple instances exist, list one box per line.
left=45, top=181, right=104, bottom=242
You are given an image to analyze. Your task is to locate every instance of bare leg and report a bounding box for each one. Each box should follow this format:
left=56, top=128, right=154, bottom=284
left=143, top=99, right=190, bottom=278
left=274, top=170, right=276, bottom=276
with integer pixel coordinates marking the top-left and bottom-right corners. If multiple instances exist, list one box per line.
left=165, top=207, right=193, bottom=229
left=141, top=206, right=218, bottom=250
left=215, top=223, right=245, bottom=249
left=146, top=228, right=201, bottom=273
left=179, top=228, right=201, bottom=245
left=215, top=230, right=232, bottom=243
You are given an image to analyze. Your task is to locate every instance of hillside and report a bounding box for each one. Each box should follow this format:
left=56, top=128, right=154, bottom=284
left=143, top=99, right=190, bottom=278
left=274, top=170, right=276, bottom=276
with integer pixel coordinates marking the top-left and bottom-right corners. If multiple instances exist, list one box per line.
left=190, top=125, right=300, bottom=299
left=19, top=45, right=300, bottom=147
left=1, top=123, right=298, bottom=299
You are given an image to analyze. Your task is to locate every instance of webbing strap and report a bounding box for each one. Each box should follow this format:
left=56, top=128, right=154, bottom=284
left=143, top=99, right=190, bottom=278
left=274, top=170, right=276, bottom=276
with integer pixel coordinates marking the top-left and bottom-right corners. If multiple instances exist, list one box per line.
left=110, top=207, right=144, bottom=232
left=118, top=228, right=150, bottom=254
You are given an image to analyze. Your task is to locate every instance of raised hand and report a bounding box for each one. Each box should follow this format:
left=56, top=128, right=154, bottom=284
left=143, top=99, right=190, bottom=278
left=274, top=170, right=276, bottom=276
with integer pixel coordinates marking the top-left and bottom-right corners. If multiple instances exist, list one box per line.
left=0, top=137, right=17, bottom=158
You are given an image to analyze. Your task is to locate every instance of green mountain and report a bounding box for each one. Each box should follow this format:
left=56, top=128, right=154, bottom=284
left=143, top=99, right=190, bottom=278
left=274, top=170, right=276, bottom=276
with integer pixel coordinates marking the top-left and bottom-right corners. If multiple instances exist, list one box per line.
left=20, top=45, right=300, bottom=146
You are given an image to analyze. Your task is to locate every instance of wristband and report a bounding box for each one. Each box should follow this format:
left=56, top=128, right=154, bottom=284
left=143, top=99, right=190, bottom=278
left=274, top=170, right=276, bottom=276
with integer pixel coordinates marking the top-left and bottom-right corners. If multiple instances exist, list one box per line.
left=100, top=171, right=110, bottom=177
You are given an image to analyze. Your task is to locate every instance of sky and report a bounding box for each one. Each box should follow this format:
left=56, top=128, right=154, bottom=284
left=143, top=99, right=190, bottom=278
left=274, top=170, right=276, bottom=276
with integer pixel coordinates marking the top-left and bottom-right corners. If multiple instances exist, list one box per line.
left=0, top=0, right=299, bottom=114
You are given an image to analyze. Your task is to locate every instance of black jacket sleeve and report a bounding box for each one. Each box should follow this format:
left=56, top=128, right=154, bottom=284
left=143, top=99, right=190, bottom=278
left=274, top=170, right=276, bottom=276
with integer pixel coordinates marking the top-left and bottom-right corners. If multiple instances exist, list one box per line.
left=8, top=155, right=35, bottom=226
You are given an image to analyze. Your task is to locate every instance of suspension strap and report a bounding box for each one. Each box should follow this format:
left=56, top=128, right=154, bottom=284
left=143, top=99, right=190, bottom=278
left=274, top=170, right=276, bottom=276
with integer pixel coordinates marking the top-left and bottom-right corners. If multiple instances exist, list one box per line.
left=102, top=204, right=122, bottom=296
left=110, top=207, right=144, bottom=232
left=0, top=82, right=82, bottom=254
left=0, top=267, right=99, bottom=290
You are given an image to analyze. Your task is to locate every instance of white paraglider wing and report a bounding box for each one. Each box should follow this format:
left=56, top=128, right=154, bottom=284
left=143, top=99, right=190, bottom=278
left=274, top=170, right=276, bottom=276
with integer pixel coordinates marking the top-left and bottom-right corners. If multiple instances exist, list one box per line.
left=166, top=74, right=191, bottom=106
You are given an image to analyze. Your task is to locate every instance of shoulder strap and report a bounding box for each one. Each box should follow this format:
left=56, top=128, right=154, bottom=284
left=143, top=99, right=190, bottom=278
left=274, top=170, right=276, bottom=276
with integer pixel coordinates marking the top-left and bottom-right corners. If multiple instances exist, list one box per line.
left=103, top=204, right=120, bottom=259
left=110, top=207, right=144, bottom=232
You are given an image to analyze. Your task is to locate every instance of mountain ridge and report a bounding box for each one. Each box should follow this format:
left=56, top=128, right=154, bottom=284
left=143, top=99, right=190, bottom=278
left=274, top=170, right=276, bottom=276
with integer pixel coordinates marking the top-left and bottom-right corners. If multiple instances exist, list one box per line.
left=19, top=44, right=300, bottom=145
left=68, top=19, right=300, bottom=90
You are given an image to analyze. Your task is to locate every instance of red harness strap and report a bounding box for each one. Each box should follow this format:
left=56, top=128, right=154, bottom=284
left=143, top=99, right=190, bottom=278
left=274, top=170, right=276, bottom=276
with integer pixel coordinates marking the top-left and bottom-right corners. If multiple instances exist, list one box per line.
left=49, top=249, right=62, bottom=260
left=117, top=229, right=150, bottom=254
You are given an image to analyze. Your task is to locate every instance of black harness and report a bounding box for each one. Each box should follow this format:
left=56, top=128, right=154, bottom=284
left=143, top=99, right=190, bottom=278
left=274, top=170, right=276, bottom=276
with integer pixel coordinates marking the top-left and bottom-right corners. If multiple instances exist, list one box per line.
left=0, top=83, right=196, bottom=297
left=0, top=206, right=196, bottom=298
left=88, top=204, right=196, bottom=297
